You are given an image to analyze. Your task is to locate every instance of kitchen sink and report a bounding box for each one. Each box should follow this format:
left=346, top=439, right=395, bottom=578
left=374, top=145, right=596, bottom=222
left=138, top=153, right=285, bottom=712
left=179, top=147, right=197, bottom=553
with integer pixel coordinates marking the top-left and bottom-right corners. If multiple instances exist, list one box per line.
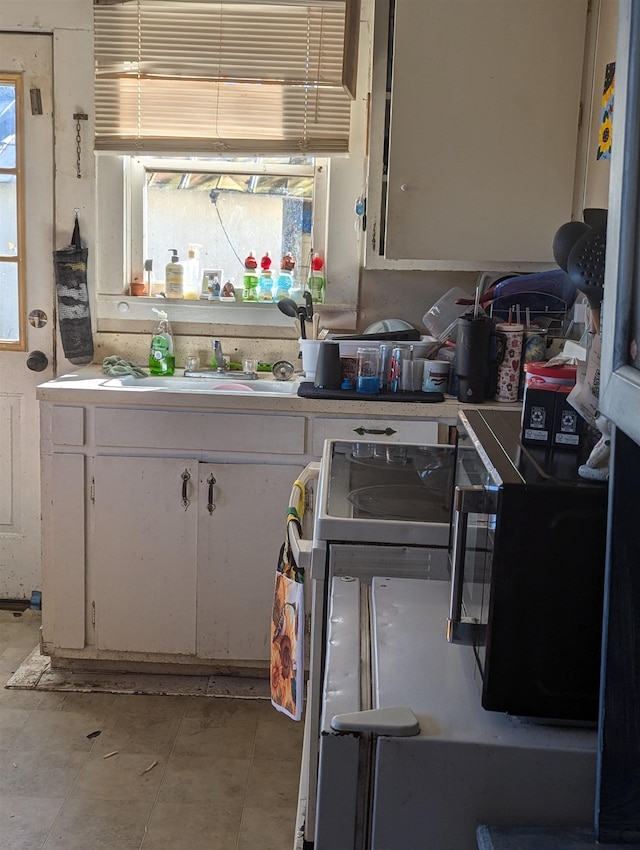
left=106, top=374, right=300, bottom=394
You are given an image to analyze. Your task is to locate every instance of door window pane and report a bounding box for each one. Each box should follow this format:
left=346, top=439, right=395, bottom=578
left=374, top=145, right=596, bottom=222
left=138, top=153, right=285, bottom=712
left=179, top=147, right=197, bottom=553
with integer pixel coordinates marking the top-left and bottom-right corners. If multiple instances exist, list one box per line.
left=0, top=262, right=19, bottom=342
left=0, top=83, right=16, bottom=169
left=0, top=174, right=18, bottom=250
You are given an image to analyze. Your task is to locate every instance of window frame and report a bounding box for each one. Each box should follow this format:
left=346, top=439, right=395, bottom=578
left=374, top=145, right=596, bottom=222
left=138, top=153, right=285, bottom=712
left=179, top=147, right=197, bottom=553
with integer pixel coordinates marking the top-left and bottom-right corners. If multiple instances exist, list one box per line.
left=95, top=153, right=329, bottom=324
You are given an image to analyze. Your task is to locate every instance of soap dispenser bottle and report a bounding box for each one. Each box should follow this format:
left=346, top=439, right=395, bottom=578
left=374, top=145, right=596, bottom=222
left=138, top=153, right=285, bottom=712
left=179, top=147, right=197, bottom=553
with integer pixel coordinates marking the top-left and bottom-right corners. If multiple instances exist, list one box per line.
left=165, top=248, right=184, bottom=299
left=149, top=308, right=175, bottom=375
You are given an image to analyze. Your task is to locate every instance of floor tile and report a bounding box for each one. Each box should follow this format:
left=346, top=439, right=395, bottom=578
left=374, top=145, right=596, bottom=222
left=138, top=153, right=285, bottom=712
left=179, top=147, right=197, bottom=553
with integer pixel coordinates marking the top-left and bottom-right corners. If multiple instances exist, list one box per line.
left=0, top=748, right=87, bottom=798
left=69, top=751, right=165, bottom=800
left=9, top=708, right=106, bottom=753
left=35, top=691, right=117, bottom=714
left=157, top=752, right=250, bottom=805
left=253, top=710, right=305, bottom=761
left=91, top=713, right=182, bottom=757
left=173, top=714, right=257, bottom=760
left=0, top=794, right=64, bottom=850
left=246, top=756, right=301, bottom=811
left=237, top=803, right=297, bottom=850
left=42, top=797, right=153, bottom=850
left=141, top=801, right=242, bottom=850
left=0, top=708, right=32, bottom=750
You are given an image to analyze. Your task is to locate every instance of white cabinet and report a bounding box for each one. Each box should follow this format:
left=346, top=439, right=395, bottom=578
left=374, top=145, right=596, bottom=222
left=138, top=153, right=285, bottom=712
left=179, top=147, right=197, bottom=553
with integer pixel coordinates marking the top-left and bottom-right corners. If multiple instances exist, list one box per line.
left=89, top=455, right=302, bottom=662
left=366, top=0, right=589, bottom=270
left=196, top=462, right=302, bottom=662
left=91, top=456, right=199, bottom=656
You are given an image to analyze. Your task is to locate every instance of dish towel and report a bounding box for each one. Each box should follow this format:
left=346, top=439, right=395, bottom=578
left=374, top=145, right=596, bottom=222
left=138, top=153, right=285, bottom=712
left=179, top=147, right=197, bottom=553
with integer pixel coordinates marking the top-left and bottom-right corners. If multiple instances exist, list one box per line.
left=270, top=506, right=305, bottom=721
left=102, top=356, right=148, bottom=378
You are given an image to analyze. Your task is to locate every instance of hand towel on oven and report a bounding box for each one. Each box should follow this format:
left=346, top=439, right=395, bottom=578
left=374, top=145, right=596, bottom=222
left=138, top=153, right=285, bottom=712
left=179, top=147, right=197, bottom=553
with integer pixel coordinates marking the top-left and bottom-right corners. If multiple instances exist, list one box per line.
left=270, top=508, right=304, bottom=720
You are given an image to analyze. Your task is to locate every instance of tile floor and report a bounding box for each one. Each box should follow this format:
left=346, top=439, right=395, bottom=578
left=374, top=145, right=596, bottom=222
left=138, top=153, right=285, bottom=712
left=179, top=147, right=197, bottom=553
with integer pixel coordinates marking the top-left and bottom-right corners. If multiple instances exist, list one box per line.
left=0, top=609, right=303, bottom=850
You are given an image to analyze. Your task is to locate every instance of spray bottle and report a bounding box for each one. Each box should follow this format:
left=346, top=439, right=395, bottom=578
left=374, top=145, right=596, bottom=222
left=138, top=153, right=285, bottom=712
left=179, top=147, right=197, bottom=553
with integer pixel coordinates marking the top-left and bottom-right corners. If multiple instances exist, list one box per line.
left=149, top=308, right=175, bottom=375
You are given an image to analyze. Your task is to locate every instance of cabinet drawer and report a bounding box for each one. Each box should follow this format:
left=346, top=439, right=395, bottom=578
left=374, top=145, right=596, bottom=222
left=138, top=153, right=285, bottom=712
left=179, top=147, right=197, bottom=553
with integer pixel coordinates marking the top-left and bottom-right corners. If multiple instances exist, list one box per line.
left=311, top=417, right=438, bottom=456
left=94, top=408, right=306, bottom=455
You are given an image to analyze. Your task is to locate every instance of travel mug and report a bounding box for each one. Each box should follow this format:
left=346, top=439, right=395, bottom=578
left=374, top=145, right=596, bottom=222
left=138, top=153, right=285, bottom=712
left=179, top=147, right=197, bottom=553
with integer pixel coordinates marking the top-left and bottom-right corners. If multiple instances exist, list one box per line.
left=314, top=341, right=342, bottom=389
left=494, top=323, right=524, bottom=402
left=456, top=314, right=492, bottom=403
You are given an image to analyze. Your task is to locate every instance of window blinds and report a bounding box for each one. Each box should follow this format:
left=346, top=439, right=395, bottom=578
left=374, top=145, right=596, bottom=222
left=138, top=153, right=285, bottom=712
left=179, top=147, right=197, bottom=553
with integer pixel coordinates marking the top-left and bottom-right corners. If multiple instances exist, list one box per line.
left=94, top=0, right=357, bottom=156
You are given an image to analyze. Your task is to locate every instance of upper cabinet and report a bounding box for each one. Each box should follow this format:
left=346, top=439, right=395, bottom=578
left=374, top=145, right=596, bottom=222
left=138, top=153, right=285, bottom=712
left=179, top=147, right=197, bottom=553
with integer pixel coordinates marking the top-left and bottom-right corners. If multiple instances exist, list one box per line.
left=365, top=0, right=590, bottom=271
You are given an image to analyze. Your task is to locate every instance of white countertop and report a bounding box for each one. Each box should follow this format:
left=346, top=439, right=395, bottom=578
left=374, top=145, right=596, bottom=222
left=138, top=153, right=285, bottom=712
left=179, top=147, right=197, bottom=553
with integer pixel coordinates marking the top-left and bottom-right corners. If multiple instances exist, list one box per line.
left=37, top=365, right=519, bottom=419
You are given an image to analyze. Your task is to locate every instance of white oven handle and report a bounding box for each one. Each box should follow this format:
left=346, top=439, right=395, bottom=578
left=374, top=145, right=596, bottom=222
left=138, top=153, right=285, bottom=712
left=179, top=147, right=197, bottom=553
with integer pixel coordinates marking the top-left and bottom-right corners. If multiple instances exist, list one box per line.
left=288, top=462, right=320, bottom=570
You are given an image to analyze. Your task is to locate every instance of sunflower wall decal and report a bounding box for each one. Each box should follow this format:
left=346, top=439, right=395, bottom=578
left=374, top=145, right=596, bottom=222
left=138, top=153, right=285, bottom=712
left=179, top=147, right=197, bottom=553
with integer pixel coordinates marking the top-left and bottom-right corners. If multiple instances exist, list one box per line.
left=597, top=61, right=615, bottom=161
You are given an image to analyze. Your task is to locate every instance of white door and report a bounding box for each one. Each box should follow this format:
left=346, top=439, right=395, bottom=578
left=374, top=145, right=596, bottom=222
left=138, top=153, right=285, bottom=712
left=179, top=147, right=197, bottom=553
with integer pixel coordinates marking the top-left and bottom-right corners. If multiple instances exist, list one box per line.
left=0, top=34, right=55, bottom=599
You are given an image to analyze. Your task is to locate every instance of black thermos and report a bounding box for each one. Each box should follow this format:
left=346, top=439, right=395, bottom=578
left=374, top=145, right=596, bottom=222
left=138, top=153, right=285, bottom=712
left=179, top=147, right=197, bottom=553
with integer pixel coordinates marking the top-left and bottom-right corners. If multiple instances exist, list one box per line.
left=456, top=315, right=492, bottom=403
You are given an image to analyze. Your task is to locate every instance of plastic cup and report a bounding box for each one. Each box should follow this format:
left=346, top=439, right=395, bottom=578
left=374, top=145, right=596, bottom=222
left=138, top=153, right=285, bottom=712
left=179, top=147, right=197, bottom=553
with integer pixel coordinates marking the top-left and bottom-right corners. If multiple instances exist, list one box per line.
left=356, top=347, right=380, bottom=394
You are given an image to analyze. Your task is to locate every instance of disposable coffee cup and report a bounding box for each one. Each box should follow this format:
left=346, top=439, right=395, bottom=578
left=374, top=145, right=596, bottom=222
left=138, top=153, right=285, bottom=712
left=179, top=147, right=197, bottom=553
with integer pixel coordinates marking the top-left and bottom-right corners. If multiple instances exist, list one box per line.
left=423, top=360, right=450, bottom=392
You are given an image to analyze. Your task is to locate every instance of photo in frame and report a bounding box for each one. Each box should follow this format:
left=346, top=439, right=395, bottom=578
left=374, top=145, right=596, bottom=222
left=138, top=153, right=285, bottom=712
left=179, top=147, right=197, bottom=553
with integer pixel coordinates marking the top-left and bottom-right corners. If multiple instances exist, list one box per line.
left=201, top=269, right=223, bottom=299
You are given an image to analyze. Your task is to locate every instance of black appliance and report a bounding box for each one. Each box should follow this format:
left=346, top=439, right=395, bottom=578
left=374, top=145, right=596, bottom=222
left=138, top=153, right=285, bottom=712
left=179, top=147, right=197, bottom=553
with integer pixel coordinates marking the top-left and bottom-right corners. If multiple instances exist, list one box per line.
left=447, top=408, right=608, bottom=722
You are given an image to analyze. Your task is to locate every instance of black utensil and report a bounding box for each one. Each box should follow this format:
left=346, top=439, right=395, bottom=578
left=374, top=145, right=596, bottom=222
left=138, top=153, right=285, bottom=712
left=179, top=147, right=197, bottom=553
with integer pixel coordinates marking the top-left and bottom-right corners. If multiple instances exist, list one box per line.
left=297, top=307, right=308, bottom=338
left=566, top=225, right=607, bottom=332
left=303, top=290, right=314, bottom=319
left=552, top=221, right=590, bottom=271
left=276, top=297, right=299, bottom=319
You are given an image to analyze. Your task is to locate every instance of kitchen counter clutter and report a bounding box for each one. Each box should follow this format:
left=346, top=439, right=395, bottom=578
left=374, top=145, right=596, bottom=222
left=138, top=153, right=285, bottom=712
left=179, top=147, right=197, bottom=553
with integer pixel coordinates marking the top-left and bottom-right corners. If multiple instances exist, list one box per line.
left=36, top=366, right=517, bottom=675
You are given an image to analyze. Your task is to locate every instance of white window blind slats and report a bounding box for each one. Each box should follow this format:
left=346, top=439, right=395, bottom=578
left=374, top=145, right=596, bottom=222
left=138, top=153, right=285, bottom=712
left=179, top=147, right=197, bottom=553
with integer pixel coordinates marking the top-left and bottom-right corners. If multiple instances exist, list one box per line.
left=94, top=0, right=355, bottom=155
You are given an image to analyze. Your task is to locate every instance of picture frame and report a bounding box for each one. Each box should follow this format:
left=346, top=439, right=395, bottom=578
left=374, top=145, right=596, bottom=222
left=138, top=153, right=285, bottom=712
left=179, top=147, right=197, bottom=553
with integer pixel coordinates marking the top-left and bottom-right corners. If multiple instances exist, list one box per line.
left=200, top=269, right=223, bottom=299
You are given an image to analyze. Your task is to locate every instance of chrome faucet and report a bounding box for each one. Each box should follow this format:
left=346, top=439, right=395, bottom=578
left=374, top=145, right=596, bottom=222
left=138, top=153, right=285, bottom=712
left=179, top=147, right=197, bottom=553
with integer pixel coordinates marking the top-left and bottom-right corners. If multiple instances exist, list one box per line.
left=212, top=339, right=226, bottom=371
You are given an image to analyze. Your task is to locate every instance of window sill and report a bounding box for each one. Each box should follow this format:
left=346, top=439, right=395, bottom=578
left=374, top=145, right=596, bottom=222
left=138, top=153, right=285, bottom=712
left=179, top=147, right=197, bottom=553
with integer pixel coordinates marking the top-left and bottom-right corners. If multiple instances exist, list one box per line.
left=95, top=294, right=357, bottom=334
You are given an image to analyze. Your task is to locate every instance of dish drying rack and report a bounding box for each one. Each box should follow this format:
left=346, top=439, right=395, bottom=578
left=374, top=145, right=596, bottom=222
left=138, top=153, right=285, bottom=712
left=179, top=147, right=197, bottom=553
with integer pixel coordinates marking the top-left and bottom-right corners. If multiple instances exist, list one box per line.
left=488, top=292, right=577, bottom=339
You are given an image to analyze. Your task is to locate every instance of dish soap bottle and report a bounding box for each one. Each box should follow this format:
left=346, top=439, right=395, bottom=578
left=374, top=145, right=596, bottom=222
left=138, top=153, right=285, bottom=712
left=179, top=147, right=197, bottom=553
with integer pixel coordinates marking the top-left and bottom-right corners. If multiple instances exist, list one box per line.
left=308, top=253, right=325, bottom=304
left=149, top=308, right=175, bottom=375
left=165, top=248, right=184, bottom=299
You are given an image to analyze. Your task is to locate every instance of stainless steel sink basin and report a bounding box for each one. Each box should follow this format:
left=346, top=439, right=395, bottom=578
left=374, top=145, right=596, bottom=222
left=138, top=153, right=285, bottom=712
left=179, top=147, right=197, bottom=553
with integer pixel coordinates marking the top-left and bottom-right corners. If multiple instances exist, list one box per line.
left=108, top=374, right=299, bottom=394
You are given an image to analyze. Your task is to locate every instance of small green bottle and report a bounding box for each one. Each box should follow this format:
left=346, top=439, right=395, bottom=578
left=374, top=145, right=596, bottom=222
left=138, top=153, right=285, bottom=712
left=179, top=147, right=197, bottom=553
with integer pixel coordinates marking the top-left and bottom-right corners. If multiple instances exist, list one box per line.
left=149, top=308, right=175, bottom=375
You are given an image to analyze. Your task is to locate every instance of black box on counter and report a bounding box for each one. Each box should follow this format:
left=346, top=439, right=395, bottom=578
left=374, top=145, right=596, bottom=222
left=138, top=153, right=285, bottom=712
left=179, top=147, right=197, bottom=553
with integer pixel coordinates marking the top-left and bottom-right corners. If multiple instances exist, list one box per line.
left=551, top=385, right=584, bottom=450
left=521, top=385, right=556, bottom=446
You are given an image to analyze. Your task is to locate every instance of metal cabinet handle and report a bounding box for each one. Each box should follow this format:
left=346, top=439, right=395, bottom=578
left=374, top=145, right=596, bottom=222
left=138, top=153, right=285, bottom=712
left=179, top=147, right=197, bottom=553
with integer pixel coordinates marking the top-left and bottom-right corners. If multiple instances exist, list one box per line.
left=207, top=474, right=217, bottom=514
left=353, top=426, right=397, bottom=436
left=446, top=485, right=494, bottom=645
left=181, top=469, right=191, bottom=510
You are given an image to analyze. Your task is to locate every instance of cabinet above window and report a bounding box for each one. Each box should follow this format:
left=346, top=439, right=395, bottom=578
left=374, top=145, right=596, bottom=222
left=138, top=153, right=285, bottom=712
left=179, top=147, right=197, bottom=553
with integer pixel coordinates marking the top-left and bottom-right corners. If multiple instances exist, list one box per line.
left=365, top=0, right=590, bottom=272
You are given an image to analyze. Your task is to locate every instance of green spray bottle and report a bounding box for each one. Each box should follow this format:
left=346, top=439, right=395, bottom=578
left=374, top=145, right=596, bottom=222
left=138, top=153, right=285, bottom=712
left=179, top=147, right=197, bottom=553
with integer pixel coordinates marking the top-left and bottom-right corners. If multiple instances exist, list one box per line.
left=149, top=308, right=175, bottom=375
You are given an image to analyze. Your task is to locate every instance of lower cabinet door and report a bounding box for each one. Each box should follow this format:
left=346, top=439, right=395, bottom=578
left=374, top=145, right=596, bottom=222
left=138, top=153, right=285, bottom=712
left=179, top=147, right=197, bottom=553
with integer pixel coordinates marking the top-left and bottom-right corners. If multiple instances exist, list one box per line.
left=196, top=461, right=304, bottom=663
left=92, top=455, right=198, bottom=655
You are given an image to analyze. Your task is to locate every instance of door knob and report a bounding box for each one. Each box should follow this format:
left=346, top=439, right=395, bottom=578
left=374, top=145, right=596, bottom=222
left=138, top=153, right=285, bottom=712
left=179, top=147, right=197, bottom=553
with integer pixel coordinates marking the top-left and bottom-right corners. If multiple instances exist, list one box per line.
left=26, top=350, right=49, bottom=372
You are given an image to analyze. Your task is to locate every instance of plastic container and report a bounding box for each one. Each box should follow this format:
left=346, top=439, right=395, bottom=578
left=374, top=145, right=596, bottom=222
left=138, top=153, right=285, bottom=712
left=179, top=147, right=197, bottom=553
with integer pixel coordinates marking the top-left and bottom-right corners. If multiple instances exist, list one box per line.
left=299, top=338, right=322, bottom=380
left=183, top=244, right=201, bottom=299
left=422, top=287, right=474, bottom=342
left=524, top=361, right=577, bottom=390
left=149, top=308, right=175, bottom=375
left=257, top=270, right=274, bottom=301
left=308, top=253, right=325, bottom=304
left=165, top=249, right=184, bottom=299
left=242, top=252, right=259, bottom=302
